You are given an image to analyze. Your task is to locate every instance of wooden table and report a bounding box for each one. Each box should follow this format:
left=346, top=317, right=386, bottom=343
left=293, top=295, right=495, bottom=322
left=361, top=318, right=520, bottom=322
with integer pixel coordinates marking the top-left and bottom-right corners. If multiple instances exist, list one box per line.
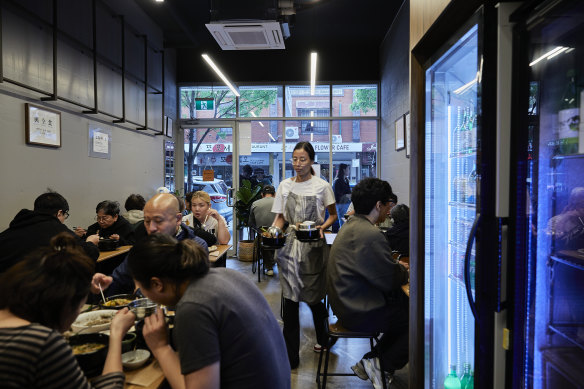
left=209, top=244, right=231, bottom=267
left=124, top=359, right=165, bottom=389
left=98, top=245, right=132, bottom=262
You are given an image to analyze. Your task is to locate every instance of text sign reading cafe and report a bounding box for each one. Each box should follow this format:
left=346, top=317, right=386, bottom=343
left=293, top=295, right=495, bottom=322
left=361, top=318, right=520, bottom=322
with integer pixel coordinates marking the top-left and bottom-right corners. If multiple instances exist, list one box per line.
left=186, top=142, right=366, bottom=154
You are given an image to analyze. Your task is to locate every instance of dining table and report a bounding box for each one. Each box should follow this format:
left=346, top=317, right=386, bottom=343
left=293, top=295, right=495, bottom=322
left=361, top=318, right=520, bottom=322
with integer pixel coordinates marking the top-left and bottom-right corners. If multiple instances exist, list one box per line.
left=209, top=244, right=232, bottom=267
left=124, top=360, right=165, bottom=389
left=96, top=245, right=133, bottom=275
left=97, top=245, right=133, bottom=262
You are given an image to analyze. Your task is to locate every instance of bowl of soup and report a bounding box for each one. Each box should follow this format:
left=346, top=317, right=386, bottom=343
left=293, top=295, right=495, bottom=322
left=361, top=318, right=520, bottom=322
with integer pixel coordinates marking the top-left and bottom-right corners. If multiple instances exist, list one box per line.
left=99, top=294, right=135, bottom=310
left=68, top=333, right=109, bottom=377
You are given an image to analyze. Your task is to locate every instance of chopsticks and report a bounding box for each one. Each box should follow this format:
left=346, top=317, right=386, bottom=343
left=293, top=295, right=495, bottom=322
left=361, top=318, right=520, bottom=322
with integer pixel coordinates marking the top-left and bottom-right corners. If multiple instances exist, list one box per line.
left=98, top=283, right=106, bottom=303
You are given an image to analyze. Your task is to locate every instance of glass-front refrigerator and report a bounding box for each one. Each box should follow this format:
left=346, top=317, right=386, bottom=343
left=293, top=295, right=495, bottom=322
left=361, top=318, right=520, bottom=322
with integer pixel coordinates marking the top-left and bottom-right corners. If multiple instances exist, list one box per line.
left=424, top=21, right=479, bottom=389
left=511, top=1, right=584, bottom=388
left=415, top=3, right=517, bottom=388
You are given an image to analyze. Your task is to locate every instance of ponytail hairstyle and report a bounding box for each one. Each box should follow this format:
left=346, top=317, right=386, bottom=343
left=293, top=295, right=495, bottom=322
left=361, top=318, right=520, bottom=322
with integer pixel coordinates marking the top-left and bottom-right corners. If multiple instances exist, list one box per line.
left=0, top=233, right=94, bottom=332
left=128, top=233, right=209, bottom=290
left=294, top=141, right=316, bottom=175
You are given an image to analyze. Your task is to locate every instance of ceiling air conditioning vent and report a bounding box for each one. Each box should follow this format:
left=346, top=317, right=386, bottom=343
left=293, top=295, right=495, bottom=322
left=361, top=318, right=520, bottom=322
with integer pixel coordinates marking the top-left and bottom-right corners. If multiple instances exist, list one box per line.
left=332, top=135, right=343, bottom=144
left=285, top=127, right=299, bottom=139
left=206, top=21, right=285, bottom=50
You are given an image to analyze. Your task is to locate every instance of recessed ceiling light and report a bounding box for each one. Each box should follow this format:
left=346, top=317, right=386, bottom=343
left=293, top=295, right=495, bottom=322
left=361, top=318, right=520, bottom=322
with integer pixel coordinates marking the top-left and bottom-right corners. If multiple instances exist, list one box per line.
left=201, top=54, right=240, bottom=97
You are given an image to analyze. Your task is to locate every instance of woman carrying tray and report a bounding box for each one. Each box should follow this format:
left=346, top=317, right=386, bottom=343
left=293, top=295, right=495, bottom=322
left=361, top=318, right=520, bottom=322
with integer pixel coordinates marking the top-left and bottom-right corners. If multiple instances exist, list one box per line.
left=271, top=141, right=338, bottom=369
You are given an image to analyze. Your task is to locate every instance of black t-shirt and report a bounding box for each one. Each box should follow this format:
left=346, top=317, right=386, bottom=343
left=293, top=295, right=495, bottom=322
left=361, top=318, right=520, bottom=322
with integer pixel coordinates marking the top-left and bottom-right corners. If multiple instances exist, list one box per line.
left=174, top=268, right=290, bottom=389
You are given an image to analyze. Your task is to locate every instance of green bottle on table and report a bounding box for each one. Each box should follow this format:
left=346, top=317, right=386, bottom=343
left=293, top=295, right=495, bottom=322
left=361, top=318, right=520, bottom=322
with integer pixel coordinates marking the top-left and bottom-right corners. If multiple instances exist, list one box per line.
left=463, top=371, right=474, bottom=389
left=444, top=365, right=461, bottom=389
left=460, top=363, right=472, bottom=388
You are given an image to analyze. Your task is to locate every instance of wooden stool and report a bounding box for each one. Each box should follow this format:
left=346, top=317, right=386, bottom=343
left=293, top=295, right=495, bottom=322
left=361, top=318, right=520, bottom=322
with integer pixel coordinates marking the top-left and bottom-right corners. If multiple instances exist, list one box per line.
left=316, top=317, right=387, bottom=389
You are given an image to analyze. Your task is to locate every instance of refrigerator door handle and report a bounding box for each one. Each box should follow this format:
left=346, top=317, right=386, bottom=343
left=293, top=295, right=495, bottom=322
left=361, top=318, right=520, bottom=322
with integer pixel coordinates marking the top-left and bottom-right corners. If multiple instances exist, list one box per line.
left=464, top=213, right=480, bottom=319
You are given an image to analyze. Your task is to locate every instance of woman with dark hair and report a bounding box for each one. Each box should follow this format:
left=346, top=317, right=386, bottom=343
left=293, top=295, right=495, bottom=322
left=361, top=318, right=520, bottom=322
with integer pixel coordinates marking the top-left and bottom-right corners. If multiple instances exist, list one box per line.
left=75, top=200, right=135, bottom=245
left=271, top=141, right=338, bottom=368
left=384, top=204, right=410, bottom=255
left=122, top=194, right=146, bottom=224
left=127, top=234, right=290, bottom=389
left=0, top=233, right=135, bottom=388
left=332, top=163, right=352, bottom=231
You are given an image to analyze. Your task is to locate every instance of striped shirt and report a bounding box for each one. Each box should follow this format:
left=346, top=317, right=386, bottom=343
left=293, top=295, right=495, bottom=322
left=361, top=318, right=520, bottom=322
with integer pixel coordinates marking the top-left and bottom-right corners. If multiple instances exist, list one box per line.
left=0, top=323, right=124, bottom=388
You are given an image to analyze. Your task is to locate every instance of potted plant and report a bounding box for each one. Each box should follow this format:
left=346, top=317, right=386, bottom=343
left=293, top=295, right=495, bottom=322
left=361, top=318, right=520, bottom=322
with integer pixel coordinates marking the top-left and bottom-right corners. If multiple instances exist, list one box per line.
left=234, top=179, right=263, bottom=261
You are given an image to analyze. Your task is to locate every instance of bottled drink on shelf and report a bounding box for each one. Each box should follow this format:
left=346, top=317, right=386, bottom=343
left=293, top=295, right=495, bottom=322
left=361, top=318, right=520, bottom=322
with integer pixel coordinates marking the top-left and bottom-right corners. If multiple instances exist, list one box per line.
left=460, top=363, right=472, bottom=388
left=444, top=365, right=461, bottom=389
left=556, top=69, right=580, bottom=155
left=452, top=106, right=462, bottom=154
left=463, top=370, right=474, bottom=389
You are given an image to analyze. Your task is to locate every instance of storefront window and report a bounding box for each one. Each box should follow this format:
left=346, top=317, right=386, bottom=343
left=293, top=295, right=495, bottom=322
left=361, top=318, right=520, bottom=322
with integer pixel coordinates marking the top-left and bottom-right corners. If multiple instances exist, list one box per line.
left=179, top=86, right=237, bottom=119
left=238, top=86, right=283, bottom=117
left=284, top=120, right=330, bottom=180
left=285, top=85, right=330, bottom=117
left=332, top=84, right=378, bottom=117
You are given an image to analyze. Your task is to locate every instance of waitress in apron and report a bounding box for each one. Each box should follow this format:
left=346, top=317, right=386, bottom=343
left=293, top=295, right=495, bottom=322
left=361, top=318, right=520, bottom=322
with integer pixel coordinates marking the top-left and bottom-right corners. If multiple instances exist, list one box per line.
left=271, top=141, right=338, bottom=369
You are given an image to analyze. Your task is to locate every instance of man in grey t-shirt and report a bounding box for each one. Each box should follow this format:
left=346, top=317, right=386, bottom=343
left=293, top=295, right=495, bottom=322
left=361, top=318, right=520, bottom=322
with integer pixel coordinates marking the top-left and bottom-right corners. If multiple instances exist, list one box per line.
left=249, top=185, right=276, bottom=275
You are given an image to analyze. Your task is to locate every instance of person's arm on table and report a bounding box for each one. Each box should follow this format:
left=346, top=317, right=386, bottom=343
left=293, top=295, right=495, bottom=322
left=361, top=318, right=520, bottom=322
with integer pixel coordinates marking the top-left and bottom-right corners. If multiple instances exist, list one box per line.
left=102, top=308, right=136, bottom=375
left=143, top=309, right=185, bottom=389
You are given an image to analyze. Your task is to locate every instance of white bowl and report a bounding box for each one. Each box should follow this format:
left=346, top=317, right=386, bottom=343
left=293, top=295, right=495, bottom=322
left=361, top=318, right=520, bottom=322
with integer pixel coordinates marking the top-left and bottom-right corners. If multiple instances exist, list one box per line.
left=71, top=310, right=117, bottom=334
left=122, top=349, right=151, bottom=369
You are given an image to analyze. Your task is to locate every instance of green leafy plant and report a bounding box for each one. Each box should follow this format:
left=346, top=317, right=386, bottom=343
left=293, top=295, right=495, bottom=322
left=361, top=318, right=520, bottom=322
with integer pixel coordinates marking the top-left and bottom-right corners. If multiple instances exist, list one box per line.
left=234, top=179, right=263, bottom=229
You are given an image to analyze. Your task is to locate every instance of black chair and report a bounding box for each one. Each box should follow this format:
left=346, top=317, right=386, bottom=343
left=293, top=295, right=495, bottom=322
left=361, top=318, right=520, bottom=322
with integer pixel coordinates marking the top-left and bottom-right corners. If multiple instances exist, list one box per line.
left=316, top=316, right=387, bottom=389
left=251, top=233, right=264, bottom=282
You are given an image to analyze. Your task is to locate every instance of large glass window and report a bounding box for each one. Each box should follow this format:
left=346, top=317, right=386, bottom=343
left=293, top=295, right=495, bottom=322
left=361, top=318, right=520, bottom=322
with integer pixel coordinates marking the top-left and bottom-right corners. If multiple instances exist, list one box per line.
left=332, top=84, right=378, bottom=117
left=285, top=85, right=330, bottom=117
left=238, top=86, right=283, bottom=117
left=179, top=83, right=379, bottom=234
left=180, top=86, right=237, bottom=119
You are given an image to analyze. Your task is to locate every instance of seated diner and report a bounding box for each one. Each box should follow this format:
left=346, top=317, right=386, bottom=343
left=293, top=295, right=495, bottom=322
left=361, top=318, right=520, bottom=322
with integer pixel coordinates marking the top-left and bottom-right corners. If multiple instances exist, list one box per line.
left=0, top=233, right=135, bottom=388
left=182, top=190, right=230, bottom=244
left=75, top=200, right=135, bottom=246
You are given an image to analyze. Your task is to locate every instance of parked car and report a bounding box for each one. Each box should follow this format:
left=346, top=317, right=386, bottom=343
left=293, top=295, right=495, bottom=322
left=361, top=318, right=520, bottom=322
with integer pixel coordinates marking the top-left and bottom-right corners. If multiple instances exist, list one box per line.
left=185, top=176, right=232, bottom=223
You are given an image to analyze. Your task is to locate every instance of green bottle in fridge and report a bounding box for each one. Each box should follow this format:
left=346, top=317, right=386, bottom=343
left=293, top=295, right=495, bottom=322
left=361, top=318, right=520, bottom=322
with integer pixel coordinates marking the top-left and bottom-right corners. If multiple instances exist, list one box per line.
left=444, top=365, right=461, bottom=389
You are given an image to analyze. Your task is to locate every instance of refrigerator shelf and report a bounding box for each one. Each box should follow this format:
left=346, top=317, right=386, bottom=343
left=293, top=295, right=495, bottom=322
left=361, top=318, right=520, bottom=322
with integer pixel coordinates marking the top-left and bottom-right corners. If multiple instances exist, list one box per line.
left=550, top=252, right=584, bottom=271
left=448, top=201, right=476, bottom=209
left=548, top=325, right=584, bottom=351
left=551, top=153, right=584, bottom=161
left=448, top=273, right=474, bottom=293
left=449, top=241, right=476, bottom=256
left=542, top=347, right=584, bottom=387
left=449, top=150, right=477, bottom=159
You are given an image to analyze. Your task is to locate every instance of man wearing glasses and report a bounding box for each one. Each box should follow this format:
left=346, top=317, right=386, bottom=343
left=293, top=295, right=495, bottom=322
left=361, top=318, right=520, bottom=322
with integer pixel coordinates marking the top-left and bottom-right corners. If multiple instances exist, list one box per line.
left=0, top=190, right=100, bottom=273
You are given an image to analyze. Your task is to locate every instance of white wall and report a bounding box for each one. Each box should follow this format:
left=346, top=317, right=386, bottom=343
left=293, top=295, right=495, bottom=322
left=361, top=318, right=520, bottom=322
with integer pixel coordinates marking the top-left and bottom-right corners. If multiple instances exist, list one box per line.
left=0, top=91, right=164, bottom=230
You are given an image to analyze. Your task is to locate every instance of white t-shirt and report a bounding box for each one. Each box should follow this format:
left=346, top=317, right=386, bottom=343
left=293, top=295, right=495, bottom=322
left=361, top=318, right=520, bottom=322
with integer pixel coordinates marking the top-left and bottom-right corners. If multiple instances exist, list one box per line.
left=182, top=213, right=227, bottom=237
left=272, top=176, right=335, bottom=220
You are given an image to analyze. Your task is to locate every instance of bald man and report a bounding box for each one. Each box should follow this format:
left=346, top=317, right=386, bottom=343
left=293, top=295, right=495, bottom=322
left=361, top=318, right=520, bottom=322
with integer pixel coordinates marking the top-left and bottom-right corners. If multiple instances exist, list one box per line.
left=93, top=193, right=209, bottom=296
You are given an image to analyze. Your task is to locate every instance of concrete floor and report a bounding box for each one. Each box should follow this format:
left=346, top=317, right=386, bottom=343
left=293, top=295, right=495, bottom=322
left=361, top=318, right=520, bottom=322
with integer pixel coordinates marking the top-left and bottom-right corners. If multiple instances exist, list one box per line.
left=225, top=257, right=409, bottom=389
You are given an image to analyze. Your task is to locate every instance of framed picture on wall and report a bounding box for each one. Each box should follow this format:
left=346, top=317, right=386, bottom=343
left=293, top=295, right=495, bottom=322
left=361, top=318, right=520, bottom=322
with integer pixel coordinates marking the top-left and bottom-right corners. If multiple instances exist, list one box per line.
left=25, top=103, right=61, bottom=148
left=395, top=116, right=405, bottom=151
left=405, top=112, right=411, bottom=158
left=166, top=116, right=173, bottom=138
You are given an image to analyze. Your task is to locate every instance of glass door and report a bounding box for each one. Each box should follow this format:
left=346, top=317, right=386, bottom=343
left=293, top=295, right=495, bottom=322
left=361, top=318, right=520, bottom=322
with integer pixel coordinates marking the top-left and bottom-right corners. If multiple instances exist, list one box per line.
left=184, top=126, right=235, bottom=250
left=424, top=23, right=479, bottom=388
left=514, top=1, right=584, bottom=387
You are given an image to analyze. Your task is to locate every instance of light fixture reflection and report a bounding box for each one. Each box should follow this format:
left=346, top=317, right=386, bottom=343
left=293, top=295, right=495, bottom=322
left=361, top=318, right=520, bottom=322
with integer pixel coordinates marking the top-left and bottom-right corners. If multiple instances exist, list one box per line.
left=201, top=54, right=240, bottom=97
left=250, top=112, right=264, bottom=127
left=310, top=52, right=317, bottom=95
left=529, top=46, right=572, bottom=67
